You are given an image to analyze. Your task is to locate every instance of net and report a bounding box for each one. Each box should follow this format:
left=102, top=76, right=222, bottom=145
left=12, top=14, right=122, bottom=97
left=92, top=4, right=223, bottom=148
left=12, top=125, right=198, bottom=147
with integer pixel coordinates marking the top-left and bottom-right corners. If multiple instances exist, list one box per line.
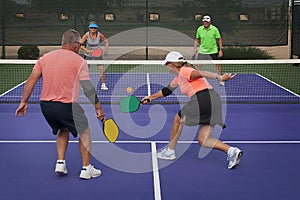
left=1, top=59, right=300, bottom=104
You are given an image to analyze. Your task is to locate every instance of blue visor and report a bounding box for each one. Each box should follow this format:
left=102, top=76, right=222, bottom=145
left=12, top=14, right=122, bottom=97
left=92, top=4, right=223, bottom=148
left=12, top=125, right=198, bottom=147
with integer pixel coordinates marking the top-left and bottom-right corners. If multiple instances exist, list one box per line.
left=88, top=23, right=98, bottom=28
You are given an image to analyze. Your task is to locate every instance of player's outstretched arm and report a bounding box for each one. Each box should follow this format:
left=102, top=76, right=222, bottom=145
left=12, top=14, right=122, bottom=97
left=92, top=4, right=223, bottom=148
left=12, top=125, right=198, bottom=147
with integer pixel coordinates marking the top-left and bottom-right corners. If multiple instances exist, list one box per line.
left=141, top=90, right=164, bottom=104
left=191, top=69, right=236, bottom=81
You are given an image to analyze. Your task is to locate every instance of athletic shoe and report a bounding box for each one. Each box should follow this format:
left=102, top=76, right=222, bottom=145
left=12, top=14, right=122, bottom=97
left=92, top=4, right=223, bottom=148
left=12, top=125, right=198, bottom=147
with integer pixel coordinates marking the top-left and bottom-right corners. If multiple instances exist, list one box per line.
left=55, top=160, right=68, bottom=175
left=219, top=81, right=225, bottom=86
left=227, top=148, right=243, bottom=169
left=157, top=148, right=176, bottom=160
left=101, top=83, right=108, bottom=90
left=79, top=165, right=102, bottom=179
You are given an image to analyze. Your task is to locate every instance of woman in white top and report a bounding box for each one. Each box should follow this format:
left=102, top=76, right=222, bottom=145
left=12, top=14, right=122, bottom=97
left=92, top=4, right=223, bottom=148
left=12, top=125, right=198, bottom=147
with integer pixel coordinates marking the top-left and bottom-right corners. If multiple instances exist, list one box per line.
left=81, top=21, right=109, bottom=90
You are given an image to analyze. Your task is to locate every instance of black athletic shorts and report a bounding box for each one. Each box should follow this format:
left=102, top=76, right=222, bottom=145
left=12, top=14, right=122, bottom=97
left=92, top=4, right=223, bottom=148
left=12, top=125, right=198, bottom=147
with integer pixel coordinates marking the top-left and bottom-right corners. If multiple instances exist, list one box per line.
left=40, top=101, right=89, bottom=138
left=178, top=89, right=226, bottom=128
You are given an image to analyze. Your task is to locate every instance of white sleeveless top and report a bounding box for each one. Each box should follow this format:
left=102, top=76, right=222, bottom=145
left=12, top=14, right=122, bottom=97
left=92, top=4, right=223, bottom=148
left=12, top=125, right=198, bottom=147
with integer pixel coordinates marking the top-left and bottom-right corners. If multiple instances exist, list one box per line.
left=84, top=32, right=102, bottom=57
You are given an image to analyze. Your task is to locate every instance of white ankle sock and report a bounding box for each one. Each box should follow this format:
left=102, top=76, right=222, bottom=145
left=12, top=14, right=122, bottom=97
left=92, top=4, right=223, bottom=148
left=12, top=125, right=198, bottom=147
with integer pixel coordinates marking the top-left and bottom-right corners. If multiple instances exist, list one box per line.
left=82, top=164, right=91, bottom=169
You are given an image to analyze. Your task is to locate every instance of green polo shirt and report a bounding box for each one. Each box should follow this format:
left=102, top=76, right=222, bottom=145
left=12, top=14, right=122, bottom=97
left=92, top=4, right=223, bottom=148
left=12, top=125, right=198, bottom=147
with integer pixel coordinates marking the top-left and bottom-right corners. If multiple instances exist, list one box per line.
left=196, top=24, right=221, bottom=54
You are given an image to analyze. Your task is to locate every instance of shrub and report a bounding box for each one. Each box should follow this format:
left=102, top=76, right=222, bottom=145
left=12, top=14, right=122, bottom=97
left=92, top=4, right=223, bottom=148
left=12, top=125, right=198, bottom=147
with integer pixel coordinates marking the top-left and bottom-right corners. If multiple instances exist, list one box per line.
left=222, top=47, right=274, bottom=59
left=17, top=46, right=40, bottom=59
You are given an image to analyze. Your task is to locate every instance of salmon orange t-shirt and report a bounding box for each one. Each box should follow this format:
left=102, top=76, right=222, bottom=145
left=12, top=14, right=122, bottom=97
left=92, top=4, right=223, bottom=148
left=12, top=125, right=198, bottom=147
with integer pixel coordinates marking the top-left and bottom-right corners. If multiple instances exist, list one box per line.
left=170, top=66, right=212, bottom=97
left=33, top=49, right=90, bottom=103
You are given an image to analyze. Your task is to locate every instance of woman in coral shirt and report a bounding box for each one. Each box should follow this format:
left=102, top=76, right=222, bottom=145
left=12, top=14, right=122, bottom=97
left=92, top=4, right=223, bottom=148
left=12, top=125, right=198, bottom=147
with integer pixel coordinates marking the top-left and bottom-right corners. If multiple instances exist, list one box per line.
left=142, top=51, right=242, bottom=170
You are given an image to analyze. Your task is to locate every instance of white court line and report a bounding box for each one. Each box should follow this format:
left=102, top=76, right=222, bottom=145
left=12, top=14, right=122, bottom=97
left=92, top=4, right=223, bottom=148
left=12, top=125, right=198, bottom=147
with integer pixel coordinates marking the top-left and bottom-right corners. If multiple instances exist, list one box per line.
left=0, top=80, right=26, bottom=97
left=1, top=140, right=300, bottom=144
left=146, top=73, right=151, bottom=96
left=151, top=142, right=162, bottom=200
left=256, top=73, right=300, bottom=98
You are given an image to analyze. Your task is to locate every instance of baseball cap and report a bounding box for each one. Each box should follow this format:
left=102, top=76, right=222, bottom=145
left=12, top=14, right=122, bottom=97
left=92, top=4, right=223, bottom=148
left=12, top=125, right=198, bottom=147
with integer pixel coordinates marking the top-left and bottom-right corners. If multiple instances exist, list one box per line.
left=88, top=22, right=98, bottom=28
left=202, top=15, right=211, bottom=22
left=164, top=51, right=186, bottom=65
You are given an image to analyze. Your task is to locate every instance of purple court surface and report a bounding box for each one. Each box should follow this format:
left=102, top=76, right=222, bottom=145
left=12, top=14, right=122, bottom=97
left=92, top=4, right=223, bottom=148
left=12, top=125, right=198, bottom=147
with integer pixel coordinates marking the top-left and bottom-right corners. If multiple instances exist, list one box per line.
left=1, top=103, right=300, bottom=200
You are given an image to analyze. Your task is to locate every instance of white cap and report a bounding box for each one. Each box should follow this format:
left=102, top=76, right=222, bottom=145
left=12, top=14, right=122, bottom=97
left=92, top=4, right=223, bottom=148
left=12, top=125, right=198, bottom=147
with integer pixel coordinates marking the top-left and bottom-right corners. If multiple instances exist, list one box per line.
left=202, top=15, right=211, bottom=22
left=164, top=51, right=186, bottom=65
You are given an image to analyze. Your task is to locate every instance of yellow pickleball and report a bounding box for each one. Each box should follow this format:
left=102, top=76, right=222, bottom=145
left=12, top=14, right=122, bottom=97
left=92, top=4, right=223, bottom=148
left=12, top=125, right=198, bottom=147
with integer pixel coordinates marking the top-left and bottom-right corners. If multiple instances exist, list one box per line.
left=126, top=87, right=133, bottom=93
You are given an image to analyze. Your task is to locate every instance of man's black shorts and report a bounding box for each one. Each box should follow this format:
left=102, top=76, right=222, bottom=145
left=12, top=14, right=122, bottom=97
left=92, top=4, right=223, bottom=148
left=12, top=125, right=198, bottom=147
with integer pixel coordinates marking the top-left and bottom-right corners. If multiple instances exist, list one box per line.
left=40, top=101, right=88, bottom=138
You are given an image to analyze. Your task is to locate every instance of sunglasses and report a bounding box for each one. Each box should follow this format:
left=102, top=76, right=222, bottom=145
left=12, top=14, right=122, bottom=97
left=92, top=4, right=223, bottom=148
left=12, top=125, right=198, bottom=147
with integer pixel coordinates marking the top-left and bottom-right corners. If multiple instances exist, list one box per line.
left=89, top=27, right=97, bottom=29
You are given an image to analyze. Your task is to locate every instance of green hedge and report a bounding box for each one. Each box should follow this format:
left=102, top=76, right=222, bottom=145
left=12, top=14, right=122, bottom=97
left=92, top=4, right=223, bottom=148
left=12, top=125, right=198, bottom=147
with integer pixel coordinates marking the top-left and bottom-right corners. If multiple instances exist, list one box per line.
left=222, top=47, right=274, bottom=59
left=17, top=46, right=40, bottom=59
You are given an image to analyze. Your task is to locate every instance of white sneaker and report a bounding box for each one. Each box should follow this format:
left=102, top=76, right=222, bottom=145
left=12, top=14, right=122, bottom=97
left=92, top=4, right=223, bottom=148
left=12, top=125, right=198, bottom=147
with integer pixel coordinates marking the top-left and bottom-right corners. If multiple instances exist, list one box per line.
left=157, top=147, right=176, bottom=160
left=219, top=81, right=225, bottom=86
left=55, top=160, right=68, bottom=175
left=101, top=83, right=108, bottom=90
left=79, top=165, right=102, bottom=179
left=227, top=148, right=243, bottom=169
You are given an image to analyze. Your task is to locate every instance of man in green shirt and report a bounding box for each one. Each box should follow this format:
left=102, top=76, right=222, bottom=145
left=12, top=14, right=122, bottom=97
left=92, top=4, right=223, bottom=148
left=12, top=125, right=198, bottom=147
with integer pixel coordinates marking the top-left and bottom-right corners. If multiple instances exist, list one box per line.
left=194, top=15, right=224, bottom=86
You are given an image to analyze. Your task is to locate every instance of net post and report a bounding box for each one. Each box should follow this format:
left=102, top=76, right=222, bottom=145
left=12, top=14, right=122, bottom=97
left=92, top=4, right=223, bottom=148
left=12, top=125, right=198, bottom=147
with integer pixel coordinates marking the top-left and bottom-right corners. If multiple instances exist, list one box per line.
left=145, top=0, right=149, bottom=60
left=1, top=0, right=5, bottom=59
left=1, top=46, right=5, bottom=59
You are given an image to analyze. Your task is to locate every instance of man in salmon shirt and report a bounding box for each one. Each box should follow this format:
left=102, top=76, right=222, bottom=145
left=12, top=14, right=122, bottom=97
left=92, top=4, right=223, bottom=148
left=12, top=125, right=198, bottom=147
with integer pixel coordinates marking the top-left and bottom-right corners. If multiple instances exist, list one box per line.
left=142, top=51, right=243, bottom=169
left=16, top=29, right=105, bottom=179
